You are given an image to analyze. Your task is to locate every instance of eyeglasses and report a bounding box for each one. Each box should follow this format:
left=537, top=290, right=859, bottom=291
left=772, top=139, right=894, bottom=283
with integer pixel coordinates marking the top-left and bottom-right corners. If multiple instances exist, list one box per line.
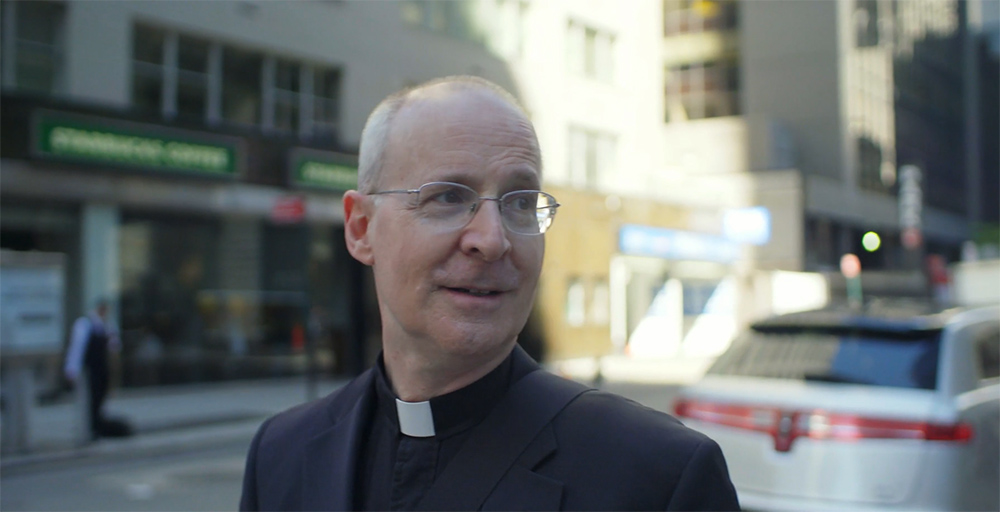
left=369, top=181, right=560, bottom=235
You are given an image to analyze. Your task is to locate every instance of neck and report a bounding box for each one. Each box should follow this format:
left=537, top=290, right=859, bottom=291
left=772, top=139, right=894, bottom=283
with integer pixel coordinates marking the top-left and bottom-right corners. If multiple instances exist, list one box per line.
left=383, top=343, right=514, bottom=402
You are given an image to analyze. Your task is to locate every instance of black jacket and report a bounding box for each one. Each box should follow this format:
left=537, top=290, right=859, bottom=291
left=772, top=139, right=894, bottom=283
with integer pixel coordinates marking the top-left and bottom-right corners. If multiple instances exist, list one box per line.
left=240, top=347, right=740, bottom=511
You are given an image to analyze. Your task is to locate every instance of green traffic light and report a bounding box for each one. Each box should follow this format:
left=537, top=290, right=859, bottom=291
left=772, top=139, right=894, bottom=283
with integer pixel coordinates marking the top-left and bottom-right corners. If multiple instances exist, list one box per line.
left=862, top=231, right=881, bottom=252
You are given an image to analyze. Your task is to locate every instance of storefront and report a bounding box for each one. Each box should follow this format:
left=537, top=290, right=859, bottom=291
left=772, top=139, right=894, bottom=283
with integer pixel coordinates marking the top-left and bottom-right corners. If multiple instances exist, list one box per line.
left=0, top=94, right=370, bottom=387
left=536, top=185, right=759, bottom=363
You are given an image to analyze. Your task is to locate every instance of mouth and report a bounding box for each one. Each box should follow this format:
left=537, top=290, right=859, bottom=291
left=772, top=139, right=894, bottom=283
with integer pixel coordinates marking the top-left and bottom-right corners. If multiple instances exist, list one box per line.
left=446, top=287, right=503, bottom=297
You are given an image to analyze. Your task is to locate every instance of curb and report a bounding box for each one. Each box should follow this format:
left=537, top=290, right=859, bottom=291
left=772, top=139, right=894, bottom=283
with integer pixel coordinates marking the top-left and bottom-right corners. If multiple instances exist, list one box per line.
left=0, top=416, right=266, bottom=476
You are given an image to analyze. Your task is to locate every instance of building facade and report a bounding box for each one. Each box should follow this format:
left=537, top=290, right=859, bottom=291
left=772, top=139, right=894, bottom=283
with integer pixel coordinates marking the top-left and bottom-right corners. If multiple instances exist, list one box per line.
left=2, top=0, right=989, bottom=387
left=0, top=0, right=522, bottom=385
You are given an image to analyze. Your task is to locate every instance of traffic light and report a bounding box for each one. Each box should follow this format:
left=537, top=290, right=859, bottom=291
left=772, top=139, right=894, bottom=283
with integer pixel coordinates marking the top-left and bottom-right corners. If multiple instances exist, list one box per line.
left=862, top=231, right=881, bottom=252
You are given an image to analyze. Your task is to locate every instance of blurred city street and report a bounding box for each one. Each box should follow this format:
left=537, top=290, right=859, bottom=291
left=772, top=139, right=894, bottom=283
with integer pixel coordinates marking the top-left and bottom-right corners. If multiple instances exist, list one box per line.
left=0, top=0, right=997, bottom=510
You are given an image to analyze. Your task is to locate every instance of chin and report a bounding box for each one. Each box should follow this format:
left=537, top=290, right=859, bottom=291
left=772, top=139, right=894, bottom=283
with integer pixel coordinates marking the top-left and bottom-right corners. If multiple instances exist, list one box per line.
left=436, top=324, right=518, bottom=360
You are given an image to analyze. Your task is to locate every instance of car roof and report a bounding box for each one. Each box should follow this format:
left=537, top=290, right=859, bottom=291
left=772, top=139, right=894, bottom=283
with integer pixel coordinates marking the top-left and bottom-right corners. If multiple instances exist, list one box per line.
left=751, top=300, right=958, bottom=333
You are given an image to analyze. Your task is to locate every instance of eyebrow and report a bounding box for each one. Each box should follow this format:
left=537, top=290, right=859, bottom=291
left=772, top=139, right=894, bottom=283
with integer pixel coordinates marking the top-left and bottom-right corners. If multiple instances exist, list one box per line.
left=432, top=169, right=541, bottom=191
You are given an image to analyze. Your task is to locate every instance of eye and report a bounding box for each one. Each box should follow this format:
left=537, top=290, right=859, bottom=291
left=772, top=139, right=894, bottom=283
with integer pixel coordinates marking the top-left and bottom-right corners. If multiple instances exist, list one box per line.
left=507, top=192, right=538, bottom=212
left=427, top=188, right=467, bottom=205
left=418, top=183, right=474, bottom=208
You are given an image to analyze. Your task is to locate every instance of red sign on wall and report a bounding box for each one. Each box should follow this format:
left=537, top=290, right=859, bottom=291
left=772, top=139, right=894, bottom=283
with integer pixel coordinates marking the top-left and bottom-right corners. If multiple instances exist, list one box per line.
left=272, top=195, right=305, bottom=224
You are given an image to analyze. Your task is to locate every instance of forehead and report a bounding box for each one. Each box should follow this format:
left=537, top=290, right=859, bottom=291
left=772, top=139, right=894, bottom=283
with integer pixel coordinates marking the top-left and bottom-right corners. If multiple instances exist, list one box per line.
left=384, top=88, right=541, bottom=186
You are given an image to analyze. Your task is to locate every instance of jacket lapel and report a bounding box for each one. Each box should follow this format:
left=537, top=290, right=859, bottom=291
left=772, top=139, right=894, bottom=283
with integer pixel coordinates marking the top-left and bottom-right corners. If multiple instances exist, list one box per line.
left=416, top=349, right=589, bottom=511
left=301, top=370, right=375, bottom=511
left=480, top=426, right=563, bottom=511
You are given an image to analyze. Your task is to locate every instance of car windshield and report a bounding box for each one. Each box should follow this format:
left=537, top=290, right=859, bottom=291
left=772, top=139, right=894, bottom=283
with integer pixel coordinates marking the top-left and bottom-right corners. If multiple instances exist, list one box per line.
left=707, top=326, right=942, bottom=390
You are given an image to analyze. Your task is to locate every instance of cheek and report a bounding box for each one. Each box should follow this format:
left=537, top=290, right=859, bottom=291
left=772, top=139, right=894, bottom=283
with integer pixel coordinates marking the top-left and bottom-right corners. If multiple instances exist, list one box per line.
left=513, top=241, right=544, bottom=281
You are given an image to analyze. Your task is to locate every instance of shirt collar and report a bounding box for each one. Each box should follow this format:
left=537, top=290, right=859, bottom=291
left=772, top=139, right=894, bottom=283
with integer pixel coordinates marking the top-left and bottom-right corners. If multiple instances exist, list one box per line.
left=373, top=351, right=515, bottom=439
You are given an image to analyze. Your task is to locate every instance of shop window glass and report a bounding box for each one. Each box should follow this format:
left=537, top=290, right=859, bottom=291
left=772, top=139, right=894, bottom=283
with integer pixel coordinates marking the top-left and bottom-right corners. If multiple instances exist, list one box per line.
left=118, top=216, right=220, bottom=386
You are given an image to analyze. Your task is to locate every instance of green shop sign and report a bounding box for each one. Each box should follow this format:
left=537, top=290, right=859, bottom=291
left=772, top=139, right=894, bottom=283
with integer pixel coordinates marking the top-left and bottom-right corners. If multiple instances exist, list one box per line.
left=33, top=112, right=241, bottom=177
left=290, top=148, right=357, bottom=192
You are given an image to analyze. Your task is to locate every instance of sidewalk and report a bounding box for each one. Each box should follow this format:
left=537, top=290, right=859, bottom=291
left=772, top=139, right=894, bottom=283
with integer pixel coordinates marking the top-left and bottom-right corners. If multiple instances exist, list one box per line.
left=0, top=377, right=347, bottom=473
left=1, top=355, right=708, bottom=474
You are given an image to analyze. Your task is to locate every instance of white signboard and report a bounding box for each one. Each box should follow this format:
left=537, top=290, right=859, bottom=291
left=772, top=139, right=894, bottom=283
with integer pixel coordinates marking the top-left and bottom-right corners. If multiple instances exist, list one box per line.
left=0, top=251, right=65, bottom=356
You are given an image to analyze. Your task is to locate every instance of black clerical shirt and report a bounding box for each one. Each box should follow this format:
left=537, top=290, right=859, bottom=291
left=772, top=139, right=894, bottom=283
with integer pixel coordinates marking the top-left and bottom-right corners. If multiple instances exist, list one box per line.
left=355, top=351, right=533, bottom=511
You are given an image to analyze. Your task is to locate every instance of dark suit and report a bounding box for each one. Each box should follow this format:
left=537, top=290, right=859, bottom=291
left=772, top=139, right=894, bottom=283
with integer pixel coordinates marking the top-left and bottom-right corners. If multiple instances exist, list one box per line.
left=240, top=347, right=740, bottom=511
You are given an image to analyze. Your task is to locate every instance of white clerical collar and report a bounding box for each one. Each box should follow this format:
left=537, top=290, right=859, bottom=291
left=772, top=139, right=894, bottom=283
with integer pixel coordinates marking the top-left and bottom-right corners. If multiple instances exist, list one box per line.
left=395, top=398, right=435, bottom=438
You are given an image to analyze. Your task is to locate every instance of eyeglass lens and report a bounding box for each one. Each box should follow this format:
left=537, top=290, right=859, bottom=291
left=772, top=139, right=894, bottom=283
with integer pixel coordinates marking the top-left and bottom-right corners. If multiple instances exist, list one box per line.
left=413, top=182, right=556, bottom=235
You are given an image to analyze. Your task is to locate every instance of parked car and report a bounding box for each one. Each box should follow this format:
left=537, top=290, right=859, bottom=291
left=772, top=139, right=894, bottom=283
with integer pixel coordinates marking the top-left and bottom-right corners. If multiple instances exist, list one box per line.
left=674, top=302, right=999, bottom=511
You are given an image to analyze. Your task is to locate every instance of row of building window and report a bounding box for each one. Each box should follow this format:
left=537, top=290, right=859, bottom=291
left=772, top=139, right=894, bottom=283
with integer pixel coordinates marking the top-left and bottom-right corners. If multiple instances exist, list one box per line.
left=663, top=0, right=738, bottom=36
left=131, top=24, right=341, bottom=140
left=0, top=1, right=343, bottom=142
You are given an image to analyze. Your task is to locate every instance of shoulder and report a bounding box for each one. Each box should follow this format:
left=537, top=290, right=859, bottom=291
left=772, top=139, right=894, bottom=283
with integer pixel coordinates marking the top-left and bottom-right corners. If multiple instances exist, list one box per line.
left=545, top=381, right=724, bottom=479
left=253, top=370, right=373, bottom=450
left=557, top=387, right=705, bottom=449
left=539, top=382, right=739, bottom=509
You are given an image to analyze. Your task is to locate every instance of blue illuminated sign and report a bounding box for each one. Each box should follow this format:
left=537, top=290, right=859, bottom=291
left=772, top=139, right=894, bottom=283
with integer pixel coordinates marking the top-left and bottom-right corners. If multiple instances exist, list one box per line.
left=619, top=225, right=740, bottom=263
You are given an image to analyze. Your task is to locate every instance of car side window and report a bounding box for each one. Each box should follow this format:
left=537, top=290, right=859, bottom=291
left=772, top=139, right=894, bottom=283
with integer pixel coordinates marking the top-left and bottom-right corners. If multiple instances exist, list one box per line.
left=975, top=326, right=1000, bottom=384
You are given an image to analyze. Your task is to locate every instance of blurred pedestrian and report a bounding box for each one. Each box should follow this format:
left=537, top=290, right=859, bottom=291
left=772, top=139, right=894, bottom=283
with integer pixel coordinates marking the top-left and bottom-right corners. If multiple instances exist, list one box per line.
left=63, top=298, right=121, bottom=440
left=240, top=76, right=739, bottom=511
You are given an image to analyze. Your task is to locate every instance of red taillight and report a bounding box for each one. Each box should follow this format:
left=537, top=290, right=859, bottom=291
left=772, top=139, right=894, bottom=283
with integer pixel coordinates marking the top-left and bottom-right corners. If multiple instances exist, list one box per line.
left=673, top=398, right=974, bottom=452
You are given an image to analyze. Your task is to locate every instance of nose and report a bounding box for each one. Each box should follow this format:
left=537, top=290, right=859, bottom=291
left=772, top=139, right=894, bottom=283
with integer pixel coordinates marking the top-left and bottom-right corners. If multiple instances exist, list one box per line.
left=459, top=199, right=511, bottom=261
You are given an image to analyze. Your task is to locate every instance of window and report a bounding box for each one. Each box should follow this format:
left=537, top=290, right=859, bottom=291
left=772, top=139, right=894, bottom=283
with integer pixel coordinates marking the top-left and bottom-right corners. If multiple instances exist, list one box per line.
left=665, top=59, right=740, bottom=122
left=132, top=25, right=212, bottom=120
left=312, top=67, right=341, bottom=140
left=2, top=0, right=66, bottom=94
left=401, top=0, right=478, bottom=42
left=492, top=0, right=528, bottom=58
left=709, top=327, right=942, bottom=390
left=273, top=59, right=301, bottom=133
left=176, top=35, right=210, bottom=120
left=130, top=24, right=341, bottom=140
left=663, top=0, right=738, bottom=36
left=857, top=136, right=888, bottom=192
left=976, top=328, right=1000, bottom=382
left=566, top=278, right=586, bottom=327
left=854, top=0, right=879, bottom=48
left=590, top=279, right=610, bottom=326
left=568, top=126, right=616, bottom=189
left=132, top=24, right=167, bottom=116
left=567, top=20, right=614, bottom=83
left=222, top=47, right=263, bottom=126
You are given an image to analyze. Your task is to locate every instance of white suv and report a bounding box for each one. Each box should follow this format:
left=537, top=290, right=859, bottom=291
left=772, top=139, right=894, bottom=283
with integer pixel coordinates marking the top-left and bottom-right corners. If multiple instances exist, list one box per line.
left=674, top=303, right=999, bottom=511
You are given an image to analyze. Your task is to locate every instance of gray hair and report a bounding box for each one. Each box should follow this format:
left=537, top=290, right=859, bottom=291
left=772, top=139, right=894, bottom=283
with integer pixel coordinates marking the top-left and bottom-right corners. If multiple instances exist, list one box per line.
left=356, top=75, right=538, bottom=194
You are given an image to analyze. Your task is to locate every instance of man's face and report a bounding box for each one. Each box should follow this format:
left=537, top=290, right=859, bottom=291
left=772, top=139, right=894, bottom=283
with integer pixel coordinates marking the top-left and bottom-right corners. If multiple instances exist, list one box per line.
left=359, top=88, right=544, bottom=365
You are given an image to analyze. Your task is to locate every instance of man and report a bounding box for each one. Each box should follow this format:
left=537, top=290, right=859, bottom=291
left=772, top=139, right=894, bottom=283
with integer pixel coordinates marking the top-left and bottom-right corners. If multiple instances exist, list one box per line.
left=64, top=299, right=120, bottom=440
left=240, top=76, right=740, bottom=511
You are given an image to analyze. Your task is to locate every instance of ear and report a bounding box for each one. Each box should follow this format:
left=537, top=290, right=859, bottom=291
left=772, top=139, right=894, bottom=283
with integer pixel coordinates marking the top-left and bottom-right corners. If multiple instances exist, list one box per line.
left=343, top=190, right=375, bottom=266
